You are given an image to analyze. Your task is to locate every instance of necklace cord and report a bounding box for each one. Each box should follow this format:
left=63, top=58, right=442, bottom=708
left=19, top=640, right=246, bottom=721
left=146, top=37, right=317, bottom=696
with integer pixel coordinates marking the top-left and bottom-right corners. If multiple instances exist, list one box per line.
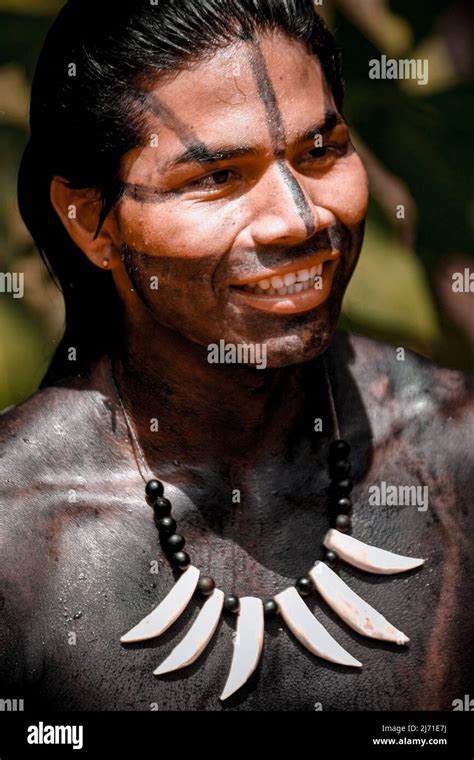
left=109, top=356, right=155, bottom=485
left=322, top=354, right=341, bottom=440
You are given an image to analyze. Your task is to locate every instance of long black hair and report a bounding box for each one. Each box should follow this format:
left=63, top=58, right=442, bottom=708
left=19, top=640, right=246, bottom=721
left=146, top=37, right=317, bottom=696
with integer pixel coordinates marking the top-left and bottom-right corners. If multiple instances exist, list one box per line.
left=18, top=0, right=344, bottom=387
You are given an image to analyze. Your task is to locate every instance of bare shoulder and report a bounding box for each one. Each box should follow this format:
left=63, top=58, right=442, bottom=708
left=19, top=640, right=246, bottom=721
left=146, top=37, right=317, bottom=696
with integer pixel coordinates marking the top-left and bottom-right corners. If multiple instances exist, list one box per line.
left=0, top=374, right=112, bottom=501
left=342, top=332, right=473, bottom=522
left=345, top=332, right=473, bottom=433
left=0, top=358, right=123, bottom=564
left=0, top=361, right=128, bottom=683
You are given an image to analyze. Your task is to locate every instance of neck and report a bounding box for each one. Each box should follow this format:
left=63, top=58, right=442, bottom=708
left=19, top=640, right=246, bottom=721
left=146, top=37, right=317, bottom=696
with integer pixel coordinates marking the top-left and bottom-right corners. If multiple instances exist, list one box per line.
left=111, top=317, right=327, bottom=474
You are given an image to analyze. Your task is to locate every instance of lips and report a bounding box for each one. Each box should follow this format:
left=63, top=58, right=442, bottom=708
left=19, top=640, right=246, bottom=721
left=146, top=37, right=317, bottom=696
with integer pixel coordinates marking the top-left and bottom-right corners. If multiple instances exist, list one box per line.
left=228, top=250, right=339, bottom=291
left=229, top=252, right=341, bottom=315
left=240, top=262, right=323, bottom=296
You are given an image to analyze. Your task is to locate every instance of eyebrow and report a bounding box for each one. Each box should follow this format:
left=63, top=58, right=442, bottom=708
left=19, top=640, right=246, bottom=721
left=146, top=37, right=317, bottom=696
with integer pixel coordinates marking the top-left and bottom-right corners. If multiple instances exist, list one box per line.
left=301, top=110, right=344, bottom=139
left=161, top=110, right=344, bottom=172
left=163, top=143, right=260, bottom=171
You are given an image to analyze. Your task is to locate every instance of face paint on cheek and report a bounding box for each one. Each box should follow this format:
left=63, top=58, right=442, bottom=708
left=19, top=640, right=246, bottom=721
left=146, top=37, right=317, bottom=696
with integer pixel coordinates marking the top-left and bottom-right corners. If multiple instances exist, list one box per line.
left=120, top=182, right=171, bottom=204
left=344, top=219, right=365, bottom=278
left=120, top=242, right=220, bottom=309
left=119, top=241, right=255, bottom=350
left=120, top=243, right=150, bottom=306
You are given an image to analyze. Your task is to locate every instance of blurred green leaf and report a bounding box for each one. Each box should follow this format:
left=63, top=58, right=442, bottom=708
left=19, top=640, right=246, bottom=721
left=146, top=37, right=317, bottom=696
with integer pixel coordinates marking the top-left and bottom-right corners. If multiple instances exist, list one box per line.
left=0, top=298, right=50, bottom=407
left=0, top=0, right=61, bottom=14
left=343, top=220, right=441, bottom=350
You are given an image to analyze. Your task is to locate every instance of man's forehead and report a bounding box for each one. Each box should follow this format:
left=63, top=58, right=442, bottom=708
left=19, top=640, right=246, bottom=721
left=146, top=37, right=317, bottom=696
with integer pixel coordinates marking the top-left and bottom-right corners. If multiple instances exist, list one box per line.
left=137, top=32, right=335, bottom=154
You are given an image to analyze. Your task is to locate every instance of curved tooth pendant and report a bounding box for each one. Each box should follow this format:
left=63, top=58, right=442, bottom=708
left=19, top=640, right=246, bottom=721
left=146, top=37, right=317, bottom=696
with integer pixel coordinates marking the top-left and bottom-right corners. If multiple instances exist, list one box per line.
left=154, top=588, right=224, bottom=675
left=220, top=597, right=264, bottom=701
left=274, top=586, right=362, bottom=667
left=323, top=529, right=425, bottom=575
left=120, top=565, right=200, bottom=644
left=309, top=561, right=409, bottom=645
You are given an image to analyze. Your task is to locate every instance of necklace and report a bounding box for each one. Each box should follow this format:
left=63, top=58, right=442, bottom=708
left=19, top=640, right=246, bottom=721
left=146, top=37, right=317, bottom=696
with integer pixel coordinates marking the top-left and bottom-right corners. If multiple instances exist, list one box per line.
left=109, top=354, right=425, bottom=702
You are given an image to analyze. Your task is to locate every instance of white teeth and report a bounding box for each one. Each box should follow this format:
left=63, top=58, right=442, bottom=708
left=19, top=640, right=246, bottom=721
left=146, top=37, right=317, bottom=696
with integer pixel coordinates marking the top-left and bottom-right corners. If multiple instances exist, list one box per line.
left=243, top=277, right=316, bottom=296
left=295, top=268, right=310, bottom=282
left=241, top=263, right=326, bottom=296
left=270, top=275, right=284, bottom=289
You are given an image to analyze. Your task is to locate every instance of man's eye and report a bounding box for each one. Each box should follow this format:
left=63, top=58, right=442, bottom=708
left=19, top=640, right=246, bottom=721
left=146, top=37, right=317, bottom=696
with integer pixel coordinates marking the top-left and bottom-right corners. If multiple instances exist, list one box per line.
left=301, top=144, right=346, bottom=164
left=189, top=169, right=235, bottom=189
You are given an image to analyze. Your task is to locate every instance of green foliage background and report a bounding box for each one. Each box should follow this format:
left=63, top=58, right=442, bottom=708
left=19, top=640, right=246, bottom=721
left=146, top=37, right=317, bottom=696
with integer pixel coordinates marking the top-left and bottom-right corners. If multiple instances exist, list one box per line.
left=0, top=0, right=472, bottom=409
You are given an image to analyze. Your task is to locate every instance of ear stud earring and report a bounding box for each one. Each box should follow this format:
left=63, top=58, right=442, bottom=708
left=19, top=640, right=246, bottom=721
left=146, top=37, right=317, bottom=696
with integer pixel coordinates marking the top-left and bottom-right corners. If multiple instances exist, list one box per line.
left=102, top=258, right=110, bottom=268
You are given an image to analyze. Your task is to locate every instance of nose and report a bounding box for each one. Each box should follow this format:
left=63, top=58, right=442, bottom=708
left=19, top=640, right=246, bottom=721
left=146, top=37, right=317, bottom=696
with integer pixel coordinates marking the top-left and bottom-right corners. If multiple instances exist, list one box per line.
left=248, top=160, right=328, bottom=246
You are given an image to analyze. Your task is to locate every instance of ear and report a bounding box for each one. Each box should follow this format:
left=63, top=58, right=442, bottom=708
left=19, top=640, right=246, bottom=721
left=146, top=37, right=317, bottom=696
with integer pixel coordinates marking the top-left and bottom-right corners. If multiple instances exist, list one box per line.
left=50, top=177, right=121, bottom=270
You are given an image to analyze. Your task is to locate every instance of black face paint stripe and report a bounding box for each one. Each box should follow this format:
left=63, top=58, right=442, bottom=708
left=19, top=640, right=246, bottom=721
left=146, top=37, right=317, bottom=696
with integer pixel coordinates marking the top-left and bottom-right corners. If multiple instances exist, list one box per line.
left=123, top=91, right=221, bottom=204
left=246, top=42, right=286, bottom=152
left=276, top=160, right=316, bottom=236
left=135, top=90, right=215, bottom=161
left=120, top=243, right=147, bottom=300
left=246, top=41, right=315, bottom=235
left=120, top=181, right=172, bottom=205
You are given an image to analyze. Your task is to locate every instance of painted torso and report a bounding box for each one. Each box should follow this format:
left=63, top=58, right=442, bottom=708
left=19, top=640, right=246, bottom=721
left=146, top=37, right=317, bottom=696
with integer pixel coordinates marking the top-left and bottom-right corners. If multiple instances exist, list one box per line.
left=0, top=334, right=472, bottom=711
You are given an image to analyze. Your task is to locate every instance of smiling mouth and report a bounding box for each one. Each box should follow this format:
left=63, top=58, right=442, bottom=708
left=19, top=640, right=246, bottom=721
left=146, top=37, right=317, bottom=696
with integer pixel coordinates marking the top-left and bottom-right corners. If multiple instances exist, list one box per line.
left=238, top=262, right=323, bottom=296
left=229, top=252, right=341, bottom=315
left=229, top=251, right=339, bottom=294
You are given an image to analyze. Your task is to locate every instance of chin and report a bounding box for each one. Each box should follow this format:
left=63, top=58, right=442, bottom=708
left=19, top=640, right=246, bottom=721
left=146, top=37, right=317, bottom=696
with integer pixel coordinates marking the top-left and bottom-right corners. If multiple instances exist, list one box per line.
left=216, top=273, right=348, bottom=369
left=245, top=305, right=340, bottom=369
left=264, top=331, right=334, bottom=368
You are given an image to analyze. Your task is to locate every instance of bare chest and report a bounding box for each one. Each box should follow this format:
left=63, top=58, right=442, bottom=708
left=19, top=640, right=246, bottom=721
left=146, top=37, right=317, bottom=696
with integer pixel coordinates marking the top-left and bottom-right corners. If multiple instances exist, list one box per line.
left=19, top=464, right=472, bottom=712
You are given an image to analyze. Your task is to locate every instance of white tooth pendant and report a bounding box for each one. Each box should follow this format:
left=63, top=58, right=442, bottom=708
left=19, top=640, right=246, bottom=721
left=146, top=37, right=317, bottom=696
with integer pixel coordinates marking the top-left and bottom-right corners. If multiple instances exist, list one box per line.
left=220, top=597, right=264, bottom=701
left=154, top=588, right=224, bottom=675
left=120, top=565, right=200, bottom=644
left=309, top=562, right=409, bottom=645
left=274, top=587, right=362, bottom=667
left=323, top=529, right=425, bottom=575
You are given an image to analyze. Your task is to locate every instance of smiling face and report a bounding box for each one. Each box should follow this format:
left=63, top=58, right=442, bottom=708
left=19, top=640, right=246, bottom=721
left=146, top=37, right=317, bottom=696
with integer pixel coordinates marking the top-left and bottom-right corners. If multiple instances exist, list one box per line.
left=113, top=31, right=368, bottom=367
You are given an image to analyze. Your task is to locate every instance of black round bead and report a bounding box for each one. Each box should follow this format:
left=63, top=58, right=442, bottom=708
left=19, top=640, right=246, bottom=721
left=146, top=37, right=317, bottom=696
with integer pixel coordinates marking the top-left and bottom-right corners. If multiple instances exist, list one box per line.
left=329, top=440, right=351, bottom=461
left=329, top=459, right=351, bottom=481
left=197, top=576, right=215, bottom=596
left=145, top=479, right=164, bottom=503
left=324, top=550, right=338, bottom=568
left=165, top=533, right=185, bottom=553
left=263, top=599, right=279, bottom=617
left=295, top=575, right=313, bottom=596
left=335, top=514, right=351, bottom=532
left=152, top=496, right=172, bottom=518
left=337, top=496, right=353, bottom=514
left=334, top=478, right=353, bottom=496
left=158, top=516, right=176, bottom=536
left=171, top=551, right=190, bottom=570
left=224, top=594, right=240, bottom=613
